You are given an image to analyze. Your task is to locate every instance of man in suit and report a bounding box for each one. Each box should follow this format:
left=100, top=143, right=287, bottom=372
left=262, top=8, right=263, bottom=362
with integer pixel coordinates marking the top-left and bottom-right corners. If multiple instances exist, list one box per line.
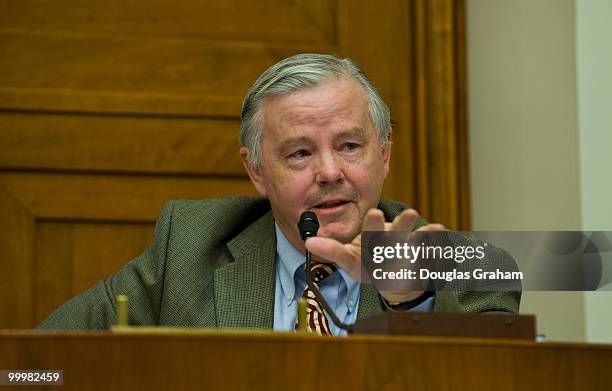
left=38, top=53, right=519, bottom=332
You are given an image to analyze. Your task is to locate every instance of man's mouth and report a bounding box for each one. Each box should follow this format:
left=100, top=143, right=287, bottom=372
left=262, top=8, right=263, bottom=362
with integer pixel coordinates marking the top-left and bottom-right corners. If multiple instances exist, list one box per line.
left=313, top=200, right=351, bottom=209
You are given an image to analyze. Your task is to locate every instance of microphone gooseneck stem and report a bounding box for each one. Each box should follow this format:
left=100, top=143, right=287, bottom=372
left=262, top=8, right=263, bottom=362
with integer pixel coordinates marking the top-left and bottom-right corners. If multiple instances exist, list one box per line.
left=306, top=249, right=313, bottom=288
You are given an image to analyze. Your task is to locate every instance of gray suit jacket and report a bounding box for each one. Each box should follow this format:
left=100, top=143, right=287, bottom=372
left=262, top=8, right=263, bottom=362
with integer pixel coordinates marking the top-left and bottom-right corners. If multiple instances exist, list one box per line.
left=37, top=197, right=520, bottom=329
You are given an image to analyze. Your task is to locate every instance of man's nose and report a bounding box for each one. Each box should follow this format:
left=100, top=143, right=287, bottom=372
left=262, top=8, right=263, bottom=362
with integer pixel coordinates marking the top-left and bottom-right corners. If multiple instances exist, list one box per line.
left=314, top=151, right=345, bottom=186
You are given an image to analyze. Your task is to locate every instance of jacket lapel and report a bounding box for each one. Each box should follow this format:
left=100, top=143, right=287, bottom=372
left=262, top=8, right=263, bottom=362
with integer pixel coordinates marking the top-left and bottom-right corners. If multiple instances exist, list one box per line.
left=356, top=283, right=385, bottom=320
left=434, top=291, right=464, bottom=312
left=214, top=211, right=277, bottom=329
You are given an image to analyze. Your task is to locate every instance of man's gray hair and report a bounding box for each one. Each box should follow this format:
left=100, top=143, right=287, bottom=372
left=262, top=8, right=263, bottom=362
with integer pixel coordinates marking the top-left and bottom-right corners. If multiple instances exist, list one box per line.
left=239, top=53, right=391, bottom=167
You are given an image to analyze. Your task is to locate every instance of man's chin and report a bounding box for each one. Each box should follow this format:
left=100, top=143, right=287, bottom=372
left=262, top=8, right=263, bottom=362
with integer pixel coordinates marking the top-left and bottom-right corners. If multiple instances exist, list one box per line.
left=317, top=222, right=359, bottom=244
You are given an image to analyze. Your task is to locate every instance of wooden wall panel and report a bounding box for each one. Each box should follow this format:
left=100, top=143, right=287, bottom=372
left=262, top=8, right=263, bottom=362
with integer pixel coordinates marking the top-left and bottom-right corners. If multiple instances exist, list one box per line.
left=0, top=32, right=334, bottom=116
left=0, top=188, right=34, bottom=327
left=0, top=0, right=469, bottom=328
left=35, top=221, right=155, bottom=324
left=0, top=113, right=244, bottom=174
left=0, top=0, right=336, bottom=44
left=0, top=173, right=257, bottom=222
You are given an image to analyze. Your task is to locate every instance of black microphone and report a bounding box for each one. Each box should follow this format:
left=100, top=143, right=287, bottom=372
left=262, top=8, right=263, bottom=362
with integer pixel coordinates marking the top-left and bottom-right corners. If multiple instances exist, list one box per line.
left=298, top=211, right=318, bottom=289
left=298, top=211, right=354, bottom=334
left=298, top=211, right=319, bottom=241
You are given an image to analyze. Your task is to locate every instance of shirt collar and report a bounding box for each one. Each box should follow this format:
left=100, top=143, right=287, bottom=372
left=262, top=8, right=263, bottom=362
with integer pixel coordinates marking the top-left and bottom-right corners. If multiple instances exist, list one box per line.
left=275, top=223, right=305, bottom=304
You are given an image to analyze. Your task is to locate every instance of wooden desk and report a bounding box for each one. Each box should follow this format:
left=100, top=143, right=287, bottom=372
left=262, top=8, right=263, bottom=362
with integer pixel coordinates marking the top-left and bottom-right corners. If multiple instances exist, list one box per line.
left=1, top=330, right=611, bottom=390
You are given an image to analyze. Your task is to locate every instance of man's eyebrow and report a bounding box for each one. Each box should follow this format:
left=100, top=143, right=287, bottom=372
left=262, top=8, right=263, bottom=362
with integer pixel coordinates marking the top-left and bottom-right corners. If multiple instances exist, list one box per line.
left=335, top=128, right=367, bottom=138
left=277, top=137, right=311, bottom=152
left=277, top=128, right=367, bottom=152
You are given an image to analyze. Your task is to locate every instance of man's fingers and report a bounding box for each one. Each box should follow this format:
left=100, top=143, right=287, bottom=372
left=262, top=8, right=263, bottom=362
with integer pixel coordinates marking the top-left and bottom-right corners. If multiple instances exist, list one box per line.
left=363, top=209, right=385, bottom=231
left=415, top=223, right=446, bottom=232
left=391, top=209, right=419, bottom=231
left=305, top=237, right=357, bottom=270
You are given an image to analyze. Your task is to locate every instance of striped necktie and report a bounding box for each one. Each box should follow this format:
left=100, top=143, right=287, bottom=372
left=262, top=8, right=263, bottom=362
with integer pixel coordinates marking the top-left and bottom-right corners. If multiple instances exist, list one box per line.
left=298, top=261, right=337, bottom=336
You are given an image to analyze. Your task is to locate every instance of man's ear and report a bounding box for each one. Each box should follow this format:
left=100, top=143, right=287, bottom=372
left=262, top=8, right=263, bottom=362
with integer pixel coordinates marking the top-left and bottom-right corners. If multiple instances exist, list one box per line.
left=240, top=147, right=267, bottom=197
left=382, top=131, right=392, bottom=178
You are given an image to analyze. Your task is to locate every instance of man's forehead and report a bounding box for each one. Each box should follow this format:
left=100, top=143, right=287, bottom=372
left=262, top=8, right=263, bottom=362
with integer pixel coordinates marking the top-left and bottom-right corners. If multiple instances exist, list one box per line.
left=261, top=80, right=371, bottom=136
left=264, top=77, right=366, bottom=114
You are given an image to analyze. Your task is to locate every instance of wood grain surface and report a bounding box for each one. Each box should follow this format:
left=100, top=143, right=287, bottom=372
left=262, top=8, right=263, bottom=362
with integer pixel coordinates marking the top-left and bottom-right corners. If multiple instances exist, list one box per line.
left=0, top=331, right=611, bottom=390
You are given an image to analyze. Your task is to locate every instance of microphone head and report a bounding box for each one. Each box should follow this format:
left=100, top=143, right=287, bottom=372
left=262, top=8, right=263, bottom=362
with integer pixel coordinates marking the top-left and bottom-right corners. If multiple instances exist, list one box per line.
left=298, top=211, right=319, bottom=241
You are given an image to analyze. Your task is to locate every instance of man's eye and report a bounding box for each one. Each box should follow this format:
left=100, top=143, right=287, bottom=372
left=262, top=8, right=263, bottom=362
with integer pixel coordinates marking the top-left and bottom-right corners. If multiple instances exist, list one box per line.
left=343, top=142, right=360, bottom=151
left=289, top=149, right=310, bottom=159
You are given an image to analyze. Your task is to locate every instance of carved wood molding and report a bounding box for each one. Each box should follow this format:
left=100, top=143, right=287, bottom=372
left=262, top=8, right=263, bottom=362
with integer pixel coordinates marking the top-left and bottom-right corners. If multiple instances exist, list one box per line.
left=411, top=0, right=470, bottom=230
